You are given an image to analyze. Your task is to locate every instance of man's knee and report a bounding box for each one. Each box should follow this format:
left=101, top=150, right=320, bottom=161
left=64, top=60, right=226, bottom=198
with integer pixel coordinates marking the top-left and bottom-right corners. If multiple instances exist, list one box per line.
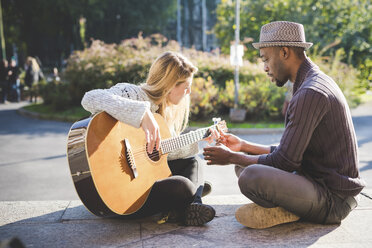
left=238, top=165, right=267, bottom=195
left=234, top=165, right=244, bottom=177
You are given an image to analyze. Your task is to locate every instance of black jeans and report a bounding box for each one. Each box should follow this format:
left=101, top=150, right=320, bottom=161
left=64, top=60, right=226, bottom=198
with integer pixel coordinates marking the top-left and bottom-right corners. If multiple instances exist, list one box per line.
left=121, top=156, right=205, bottom=219
left=236, top=164, right=358, bottom=224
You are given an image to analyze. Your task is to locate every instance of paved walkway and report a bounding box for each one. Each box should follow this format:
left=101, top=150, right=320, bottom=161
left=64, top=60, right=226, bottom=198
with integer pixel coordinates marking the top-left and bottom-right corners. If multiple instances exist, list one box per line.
left=1, top=193, right=372, bottom=248
left=0, top=101, right=372, bottom=247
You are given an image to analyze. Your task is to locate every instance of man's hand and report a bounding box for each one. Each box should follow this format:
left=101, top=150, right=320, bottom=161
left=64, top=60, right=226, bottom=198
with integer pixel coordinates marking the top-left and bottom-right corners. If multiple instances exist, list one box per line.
left=217, top=131, right=242, bottom=152
left=141, top=109, right=161, bottom=154
left=203, top=144, right=236, bottom=165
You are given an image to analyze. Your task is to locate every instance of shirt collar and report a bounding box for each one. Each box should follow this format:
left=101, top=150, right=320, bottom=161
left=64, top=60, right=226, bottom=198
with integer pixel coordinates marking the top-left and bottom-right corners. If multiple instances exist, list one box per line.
left=293, top=57, right=319, bottom=94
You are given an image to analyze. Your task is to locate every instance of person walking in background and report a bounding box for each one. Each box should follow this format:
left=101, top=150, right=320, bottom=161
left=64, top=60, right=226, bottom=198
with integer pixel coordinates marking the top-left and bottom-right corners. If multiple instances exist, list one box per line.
left=24, top=57, right=43, bottom=102
left=0, top=59, right=9, bottom=103
left=204, top=21, right=365, bottom=229
left=52, top=67, right=60, bottom=82
left=7, top=58, right=21, bottom=102
left=81, top=51, right=215, bottom=226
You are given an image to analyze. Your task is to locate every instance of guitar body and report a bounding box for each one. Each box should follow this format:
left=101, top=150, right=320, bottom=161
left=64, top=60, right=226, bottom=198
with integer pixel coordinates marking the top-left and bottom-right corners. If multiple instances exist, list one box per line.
left=67, top=112, right=172, bottom=216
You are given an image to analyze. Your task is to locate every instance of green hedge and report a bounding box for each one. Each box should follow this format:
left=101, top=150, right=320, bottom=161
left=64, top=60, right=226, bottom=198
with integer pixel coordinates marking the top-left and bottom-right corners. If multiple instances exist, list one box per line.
left=38, top=34, right=362, bottom=121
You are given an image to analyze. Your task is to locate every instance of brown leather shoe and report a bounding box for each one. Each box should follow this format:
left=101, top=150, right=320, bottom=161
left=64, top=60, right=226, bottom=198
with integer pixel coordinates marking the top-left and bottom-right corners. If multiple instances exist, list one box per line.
left=235, top=203, right=300, bottom=229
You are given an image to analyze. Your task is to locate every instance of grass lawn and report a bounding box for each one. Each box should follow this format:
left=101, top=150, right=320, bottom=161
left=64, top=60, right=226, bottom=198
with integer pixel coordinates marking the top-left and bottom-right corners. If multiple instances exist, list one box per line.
left=23, top=103, right=284, bottom=128
left=23, top=104, right=91, bottom=122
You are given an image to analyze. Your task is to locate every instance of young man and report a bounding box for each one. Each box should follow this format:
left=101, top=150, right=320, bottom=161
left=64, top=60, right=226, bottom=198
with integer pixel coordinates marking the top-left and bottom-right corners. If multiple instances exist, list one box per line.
left=203, top=21, right=365, bottom=229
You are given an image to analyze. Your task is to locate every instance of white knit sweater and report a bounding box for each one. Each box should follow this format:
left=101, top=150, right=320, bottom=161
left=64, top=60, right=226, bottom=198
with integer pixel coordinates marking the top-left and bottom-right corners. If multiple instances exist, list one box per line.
left=81, top=83, right=199, bottom=160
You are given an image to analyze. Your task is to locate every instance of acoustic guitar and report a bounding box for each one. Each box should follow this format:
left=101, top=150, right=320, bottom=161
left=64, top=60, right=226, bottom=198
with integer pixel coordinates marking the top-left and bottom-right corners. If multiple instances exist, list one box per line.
left=67, top=111, right=226, bottom=217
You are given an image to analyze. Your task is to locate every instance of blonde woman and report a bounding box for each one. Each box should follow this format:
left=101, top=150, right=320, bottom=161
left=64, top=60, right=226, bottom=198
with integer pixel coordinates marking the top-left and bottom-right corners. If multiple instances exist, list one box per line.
left=24, top=57, right=42, bottom=102
left=81, top=51, right=215, bottom=226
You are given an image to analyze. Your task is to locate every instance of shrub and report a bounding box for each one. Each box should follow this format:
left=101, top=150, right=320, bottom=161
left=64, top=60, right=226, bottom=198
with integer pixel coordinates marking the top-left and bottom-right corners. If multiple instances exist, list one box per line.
left=219, top=78, right=286, bottom=120
left=39, top=80, right=72, bottom=111
left=63, top=35, right=180, bottom=106
left=46, top=33, right=361, bottom=122
left=190, top=76, right=219, bottom=118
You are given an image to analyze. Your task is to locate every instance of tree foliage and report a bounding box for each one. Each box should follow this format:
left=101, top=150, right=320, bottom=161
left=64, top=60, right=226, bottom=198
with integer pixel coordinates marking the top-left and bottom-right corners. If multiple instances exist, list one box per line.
left=2, top=0, right=176, bottom=66
left=214, top=0, right=372, bottom=88
left=38, top=34, right=361, bottom=120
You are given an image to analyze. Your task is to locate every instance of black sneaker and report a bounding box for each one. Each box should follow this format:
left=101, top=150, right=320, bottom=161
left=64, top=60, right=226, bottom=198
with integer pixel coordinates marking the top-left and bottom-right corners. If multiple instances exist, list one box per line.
left=184, top=203, right=215, bottom=226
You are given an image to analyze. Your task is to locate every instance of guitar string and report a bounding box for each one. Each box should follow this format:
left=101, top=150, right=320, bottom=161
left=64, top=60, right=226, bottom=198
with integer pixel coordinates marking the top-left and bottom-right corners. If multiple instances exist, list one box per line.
left=129, top=128, right=208, bottom=155
left=127, top=133, right=205, bottom=160
left=123, top=124, right=224, bottom=160
left=124, top=141, right=224, bottom=161
left=130, top=132, right=205, bottom=155
left=130, top=136, right=199, bottom=157
left=129, top=138, right=202, bottom=160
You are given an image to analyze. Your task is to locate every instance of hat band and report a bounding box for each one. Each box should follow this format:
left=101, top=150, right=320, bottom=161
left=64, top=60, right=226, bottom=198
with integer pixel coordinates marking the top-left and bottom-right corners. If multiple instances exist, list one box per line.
left=260, top=40, right=306, bottom=43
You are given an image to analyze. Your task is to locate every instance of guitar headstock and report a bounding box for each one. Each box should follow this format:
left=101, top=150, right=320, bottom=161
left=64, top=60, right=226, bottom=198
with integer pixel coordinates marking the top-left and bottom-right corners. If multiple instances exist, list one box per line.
left=212, top=117, right=228, bottom=133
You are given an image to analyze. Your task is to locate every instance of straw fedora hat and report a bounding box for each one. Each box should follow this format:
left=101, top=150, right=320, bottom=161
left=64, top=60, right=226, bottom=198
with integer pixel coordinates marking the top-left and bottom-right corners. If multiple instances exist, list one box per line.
left=252, top=21, right=313, bottom=50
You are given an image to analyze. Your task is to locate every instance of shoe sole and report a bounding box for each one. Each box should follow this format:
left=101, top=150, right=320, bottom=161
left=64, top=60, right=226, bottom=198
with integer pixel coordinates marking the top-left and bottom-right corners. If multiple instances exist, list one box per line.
left=235, top=203, right=300, bottom=229
left=202, top=182, right=212, bottom=197
left=184, top=203, right=215, bottom=226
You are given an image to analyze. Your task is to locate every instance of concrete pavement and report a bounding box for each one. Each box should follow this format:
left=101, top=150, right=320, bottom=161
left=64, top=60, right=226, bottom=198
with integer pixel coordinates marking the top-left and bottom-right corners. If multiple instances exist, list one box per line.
left=0, top=102, right=77, bottom=201
left=1, top=192, right=372, bottom=248
left=1, top=101, right=372, bottom=247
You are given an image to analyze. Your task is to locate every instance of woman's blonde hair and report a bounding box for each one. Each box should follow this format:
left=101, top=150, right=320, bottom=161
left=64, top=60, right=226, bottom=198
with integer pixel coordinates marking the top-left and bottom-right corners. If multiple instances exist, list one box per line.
left=26, top=57, right=40, bottom=72
left=141, top=51, right=197, bottom=135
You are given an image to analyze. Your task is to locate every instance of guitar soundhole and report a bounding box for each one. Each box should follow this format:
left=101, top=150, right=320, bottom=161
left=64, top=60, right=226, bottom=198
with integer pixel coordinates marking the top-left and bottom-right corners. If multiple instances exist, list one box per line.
left=146, top=145, right=160, bottom=162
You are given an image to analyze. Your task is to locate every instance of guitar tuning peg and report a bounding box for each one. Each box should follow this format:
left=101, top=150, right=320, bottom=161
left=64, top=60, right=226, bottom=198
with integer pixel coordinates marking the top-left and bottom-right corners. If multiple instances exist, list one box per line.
left=212, top=117, right=221, bottom=125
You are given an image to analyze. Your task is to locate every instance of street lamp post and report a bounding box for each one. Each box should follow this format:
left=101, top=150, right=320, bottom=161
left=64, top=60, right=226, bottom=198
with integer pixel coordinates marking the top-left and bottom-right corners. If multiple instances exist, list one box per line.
left=177, top=0, right=182, bottom=48
left=0, top=0, right=6, bottom=60
left=234, top=0, right=240, bottom=108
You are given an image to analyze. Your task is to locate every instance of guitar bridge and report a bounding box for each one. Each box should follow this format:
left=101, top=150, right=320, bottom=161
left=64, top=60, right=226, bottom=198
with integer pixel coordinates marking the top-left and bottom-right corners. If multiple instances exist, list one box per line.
left=124, top=138, right=138, bottom=178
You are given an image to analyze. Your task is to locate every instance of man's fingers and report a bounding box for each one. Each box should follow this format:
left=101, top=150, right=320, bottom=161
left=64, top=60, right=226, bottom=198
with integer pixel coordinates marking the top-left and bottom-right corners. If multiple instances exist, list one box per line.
left=203, top=146, right=215, bottom=152
left=203, top=151, right=211, bottom=157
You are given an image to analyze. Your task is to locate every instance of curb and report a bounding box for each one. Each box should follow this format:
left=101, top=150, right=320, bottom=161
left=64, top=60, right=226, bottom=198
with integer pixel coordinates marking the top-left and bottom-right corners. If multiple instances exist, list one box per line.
left=18, top=107, right=285, bottom=135
left=185, top=126, right=285, bottom=135
left=17, top=108, right=41, bottom=119
left=226, top=127, right=284, bottom=135
left=17, top=107, right=74, bottom=123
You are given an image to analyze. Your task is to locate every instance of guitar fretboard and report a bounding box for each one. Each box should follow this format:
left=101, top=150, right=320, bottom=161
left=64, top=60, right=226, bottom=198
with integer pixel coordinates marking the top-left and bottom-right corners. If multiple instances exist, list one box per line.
left=160, top=126, right=213, bottom=154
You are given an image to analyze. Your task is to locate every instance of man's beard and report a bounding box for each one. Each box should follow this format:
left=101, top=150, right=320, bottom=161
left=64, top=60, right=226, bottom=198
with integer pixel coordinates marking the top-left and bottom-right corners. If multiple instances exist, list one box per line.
left=275, top=78, right=287, bottom=87
left=274, top=64, right=289, bottom=87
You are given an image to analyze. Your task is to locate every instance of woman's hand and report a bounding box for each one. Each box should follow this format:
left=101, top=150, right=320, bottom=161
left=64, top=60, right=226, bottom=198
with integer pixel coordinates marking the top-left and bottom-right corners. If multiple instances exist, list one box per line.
left=217, top=131, right=242, bottom=152
left=141, top=109, right=161, bottom=154
left=203, top=128, right=220, bottom=144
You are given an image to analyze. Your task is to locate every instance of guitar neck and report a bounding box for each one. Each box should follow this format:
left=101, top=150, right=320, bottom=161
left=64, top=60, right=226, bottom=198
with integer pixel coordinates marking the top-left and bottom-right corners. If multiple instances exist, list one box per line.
left=160, top=126, right=213, bottom=154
